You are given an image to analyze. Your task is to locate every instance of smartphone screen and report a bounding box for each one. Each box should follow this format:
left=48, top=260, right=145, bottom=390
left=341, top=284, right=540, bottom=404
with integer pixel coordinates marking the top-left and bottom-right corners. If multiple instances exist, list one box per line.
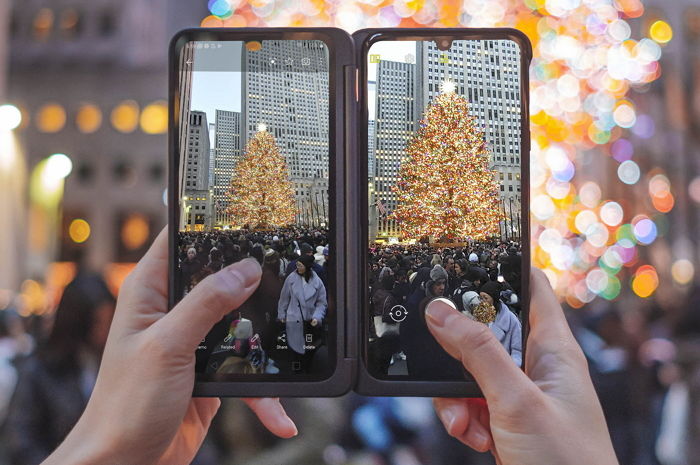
left=175, top=39, right=333, bottom=379
left=366, top=38, right=525, bottom=380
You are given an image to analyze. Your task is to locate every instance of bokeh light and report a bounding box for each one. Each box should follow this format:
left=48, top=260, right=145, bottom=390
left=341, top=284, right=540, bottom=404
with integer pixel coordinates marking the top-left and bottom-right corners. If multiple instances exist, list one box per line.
left=140, top=101, right=168, bottom=134
left=111, top=100, right=140, bottom=133
left=76, top=104, right=102, bottom=134
left=37, top=103, right=66, bottom=133
left=632, top=265, right=659, bottom=298
left=196, top=0, right=673, bottom=304
left=121, top=214, right=150, bottom=251
left=0, top=104, right=22, bottom=131
left=68, top=218, right=91, bottom=243
left=671, top=259, right=694, bottom=285
left=649, top=20, right=673, bottom=44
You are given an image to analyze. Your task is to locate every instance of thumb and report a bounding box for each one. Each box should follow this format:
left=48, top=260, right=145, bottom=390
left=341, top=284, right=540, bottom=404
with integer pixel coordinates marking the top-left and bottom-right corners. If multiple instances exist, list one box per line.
left=425, top=298, right=532, bottom=402
left=155, top=258, right=262, bottom=350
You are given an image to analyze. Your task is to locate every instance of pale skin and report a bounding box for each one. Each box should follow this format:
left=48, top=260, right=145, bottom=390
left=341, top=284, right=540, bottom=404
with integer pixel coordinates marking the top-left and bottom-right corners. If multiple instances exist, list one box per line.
left=42, top=231, right=617, bottom=465
left=42, top=229, right=297, bottom=465
left=426, top=269, right=619, bottom=465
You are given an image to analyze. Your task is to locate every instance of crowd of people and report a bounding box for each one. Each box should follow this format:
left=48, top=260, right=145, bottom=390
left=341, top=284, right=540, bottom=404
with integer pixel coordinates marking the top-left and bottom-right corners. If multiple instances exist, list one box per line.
left=177, top=227, right=331, bottom=375
left=367, top=240, right=523, bottom=378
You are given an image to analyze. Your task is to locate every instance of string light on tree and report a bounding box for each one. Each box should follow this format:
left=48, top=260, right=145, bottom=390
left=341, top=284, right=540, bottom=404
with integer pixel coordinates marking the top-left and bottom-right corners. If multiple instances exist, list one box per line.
left=390, top=91, right=503, bottom=241
left=439, top=79, right=456, bottom=94
left=227, top=126, right=297, bottom=228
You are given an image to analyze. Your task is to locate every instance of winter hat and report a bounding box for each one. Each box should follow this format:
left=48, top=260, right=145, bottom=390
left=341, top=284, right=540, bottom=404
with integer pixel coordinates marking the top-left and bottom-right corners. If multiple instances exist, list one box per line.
left=314, top=246, right=325, bottom=265
left=298, top=254, right=315, bottom=271
left=301, top=243, right=314, bottom=255
left=479, top=280, right=502, bottom=305
left=430, top=264, right=448, bottom=283
left=323, top=246, right=329, bottom=256
left=469, top=253, right=479, bottom=263
left=378, top=266, right=393, bottom=282
left=272, top=235, right=279, bottom=241
left=461, top=291, right=481, bottom=312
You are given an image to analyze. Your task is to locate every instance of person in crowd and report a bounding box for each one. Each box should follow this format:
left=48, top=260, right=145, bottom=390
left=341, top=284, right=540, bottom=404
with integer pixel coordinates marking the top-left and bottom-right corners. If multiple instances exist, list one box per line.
left=277, top=254, right=327, bottom=373
left=285, top=243, right=327, bottom=286
left=478, top=280, right=522, bottom=366
left=401, top=265, right=465, bottom=379
left=180, top=247, right=202, bottom=297
left=207, top=247, right=224, bottom=273
left=235, top=249, right=284, bottom=354
left=391, top=268, right=410, bottom=305
left=449, top=259, right=472, bottom=306
left=369, top=273, right=401, bottom=374
left=4, top=273, right=116, bottom=465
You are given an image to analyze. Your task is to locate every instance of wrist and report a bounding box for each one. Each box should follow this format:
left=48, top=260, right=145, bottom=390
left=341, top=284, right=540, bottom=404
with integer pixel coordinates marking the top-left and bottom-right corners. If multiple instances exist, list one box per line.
left=42, top=415, right=123, bottom=465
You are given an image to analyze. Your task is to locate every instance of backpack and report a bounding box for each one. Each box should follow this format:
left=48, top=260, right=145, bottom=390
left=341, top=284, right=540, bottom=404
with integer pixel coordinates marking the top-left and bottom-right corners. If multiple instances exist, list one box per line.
left=452, top=283, right=474, bottom=312
left=374, top=293, right=400, bottom=337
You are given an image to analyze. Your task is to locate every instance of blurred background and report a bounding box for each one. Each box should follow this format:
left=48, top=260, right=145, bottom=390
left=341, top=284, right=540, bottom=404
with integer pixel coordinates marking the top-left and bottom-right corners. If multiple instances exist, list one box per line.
left=0, top=0, right=699, bottom=464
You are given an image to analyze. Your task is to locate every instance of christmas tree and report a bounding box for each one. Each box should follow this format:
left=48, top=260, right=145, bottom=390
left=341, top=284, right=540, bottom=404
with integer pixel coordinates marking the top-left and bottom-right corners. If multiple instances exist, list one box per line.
left=227, top=126, right=297, bottom=228
left=390, top=85, right=504, bottom=241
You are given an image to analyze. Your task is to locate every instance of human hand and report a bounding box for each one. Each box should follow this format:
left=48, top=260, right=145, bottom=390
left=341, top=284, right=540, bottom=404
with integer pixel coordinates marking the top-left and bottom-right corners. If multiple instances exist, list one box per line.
left=43, top=229, right=297, bottom=465
left=426, top=268, right=618, bottom=465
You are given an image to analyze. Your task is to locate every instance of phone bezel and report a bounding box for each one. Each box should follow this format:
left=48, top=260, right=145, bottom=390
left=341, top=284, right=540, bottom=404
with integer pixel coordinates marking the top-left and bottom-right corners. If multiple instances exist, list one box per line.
left=168, top=28, right=355, bottom=397
left=352, top=28, right=533, bottom=397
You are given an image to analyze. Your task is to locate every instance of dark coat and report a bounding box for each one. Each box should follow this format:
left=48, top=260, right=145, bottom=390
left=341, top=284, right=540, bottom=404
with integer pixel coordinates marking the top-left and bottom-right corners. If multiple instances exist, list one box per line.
left=4, top=357, right=92, bottom=465
left=399, top=288, right=467, bottom=380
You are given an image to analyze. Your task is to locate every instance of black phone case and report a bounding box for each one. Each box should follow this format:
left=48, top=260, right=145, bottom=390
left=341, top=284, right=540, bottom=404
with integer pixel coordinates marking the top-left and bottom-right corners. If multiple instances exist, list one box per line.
left=168, top=27, right=531, bottom=398
left=351, top=28, right=532, bottom=397
left=169, top=28, right=356, bottom=397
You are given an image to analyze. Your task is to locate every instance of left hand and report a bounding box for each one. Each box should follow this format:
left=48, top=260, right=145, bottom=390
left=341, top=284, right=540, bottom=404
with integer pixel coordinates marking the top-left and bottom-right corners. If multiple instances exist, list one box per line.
left=43, top=228, right=297, bottom=465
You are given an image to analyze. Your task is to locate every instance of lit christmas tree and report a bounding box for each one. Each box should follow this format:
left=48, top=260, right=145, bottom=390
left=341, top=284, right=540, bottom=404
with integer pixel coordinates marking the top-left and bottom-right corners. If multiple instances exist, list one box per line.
left=390, top=83, right=504, bottom=241
left=227, top=125, right=297, bottom=228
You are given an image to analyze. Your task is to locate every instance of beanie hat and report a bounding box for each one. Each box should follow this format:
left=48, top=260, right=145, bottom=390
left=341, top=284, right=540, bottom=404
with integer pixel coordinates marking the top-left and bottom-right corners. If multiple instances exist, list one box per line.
left=299, top=254, right=315, bottom=270
left=479, top=280, right=502, bottom=306
left=469, top=253, right=479, bottom=263
left=430, top=264, right=448, bottom=282
left=301, top=243, right=314, bottom=255
left=462, top=291, right=481, bottom=312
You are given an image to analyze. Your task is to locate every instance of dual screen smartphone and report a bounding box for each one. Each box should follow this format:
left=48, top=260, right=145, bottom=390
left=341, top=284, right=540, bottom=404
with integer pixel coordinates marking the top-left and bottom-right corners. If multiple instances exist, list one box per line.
left=168, top=28, right=531, bottom=397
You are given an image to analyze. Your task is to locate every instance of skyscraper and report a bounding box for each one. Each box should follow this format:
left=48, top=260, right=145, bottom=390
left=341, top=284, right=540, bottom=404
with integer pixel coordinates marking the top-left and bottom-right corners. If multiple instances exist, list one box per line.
left=181, top=110, right=212, bottom=231
left=213, top=109, right=242, bottom=227
left=368, top=118, right=376, bottom=178
left=241, top=40, right=329, bottom=226
left=416, top=39, right=522, bottom=207
left=372, top=59, right=416, bottom=239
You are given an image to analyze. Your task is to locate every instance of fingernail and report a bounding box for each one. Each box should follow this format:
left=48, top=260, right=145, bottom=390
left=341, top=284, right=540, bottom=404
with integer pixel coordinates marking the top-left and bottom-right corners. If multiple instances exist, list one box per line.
left=425, top=298, right=456, bottom=328
left=439, top=409, right=456, bottom=434
left=282, top=415, right=298, bottom=437
left=229, top=258, right=261, bottom=287
left=469, top=430, right=489, bottom=450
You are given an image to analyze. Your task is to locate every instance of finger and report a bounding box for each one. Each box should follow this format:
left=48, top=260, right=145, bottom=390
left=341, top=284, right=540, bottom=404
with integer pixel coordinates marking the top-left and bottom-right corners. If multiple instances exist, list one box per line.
left=425, top=298, right=532, bottom=403
left=434, top=398, right=492, bottom=452
left=528, top=268, right=578, bottom=346
left=129, top=226, right=169, bottom=296
left=191, top=397, right=221, bottom=427
left=243, top=398, right=298, bottom=438
left=434, top=398, right=469, bottom=437
left=153, top=258, right=262, bottom=349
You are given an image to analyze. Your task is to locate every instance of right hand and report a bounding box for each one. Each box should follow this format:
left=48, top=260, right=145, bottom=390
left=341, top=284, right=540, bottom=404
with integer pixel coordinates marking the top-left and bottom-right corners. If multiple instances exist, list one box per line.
left=425, top=268, right=618, bottom=465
